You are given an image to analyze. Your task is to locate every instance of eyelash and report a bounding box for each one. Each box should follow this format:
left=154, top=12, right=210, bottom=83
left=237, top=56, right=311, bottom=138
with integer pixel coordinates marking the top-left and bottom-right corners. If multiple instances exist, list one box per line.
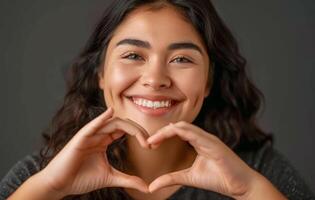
left=122, top=53, right=144, bottom=61
left=172, top=56, right=192, bottom=63
left=122, top=53, right=193, bottom=63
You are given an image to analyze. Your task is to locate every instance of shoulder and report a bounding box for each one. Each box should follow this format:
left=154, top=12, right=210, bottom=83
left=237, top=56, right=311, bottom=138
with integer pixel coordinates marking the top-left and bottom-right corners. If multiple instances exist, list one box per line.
left=237, top=140, right=315, bottom=200
left=0, top=152, right=41, bottom=199
left=170, top=140, right=315, bottom=200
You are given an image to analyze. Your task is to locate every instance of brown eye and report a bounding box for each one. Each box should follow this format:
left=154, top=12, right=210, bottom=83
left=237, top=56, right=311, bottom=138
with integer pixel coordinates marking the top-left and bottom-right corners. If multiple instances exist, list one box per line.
left=122, top=53, right=144, bottom=61
left=172, top=56, right=192, bottom=63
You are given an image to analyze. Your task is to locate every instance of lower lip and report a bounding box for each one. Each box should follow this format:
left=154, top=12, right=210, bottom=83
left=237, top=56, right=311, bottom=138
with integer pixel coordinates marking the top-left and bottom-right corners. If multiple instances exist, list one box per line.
left=127, top=98, right=178, bottom=116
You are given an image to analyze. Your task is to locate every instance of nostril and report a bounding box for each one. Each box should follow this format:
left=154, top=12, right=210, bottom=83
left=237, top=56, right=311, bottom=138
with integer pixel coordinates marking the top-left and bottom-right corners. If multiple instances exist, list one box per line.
left=142, top=80, right=171, bottom=90
left=140, top=72, right=172, bottom=89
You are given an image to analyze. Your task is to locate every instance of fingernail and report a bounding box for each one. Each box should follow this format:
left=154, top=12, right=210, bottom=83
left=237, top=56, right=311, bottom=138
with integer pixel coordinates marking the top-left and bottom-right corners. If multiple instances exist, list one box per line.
left=141, top=187, right=150, bottom=193
left=149, top=186, right=156, bottom=193
left=147, top=137, right=153, bottom=143
left=106, top=107, right=113, bottom=113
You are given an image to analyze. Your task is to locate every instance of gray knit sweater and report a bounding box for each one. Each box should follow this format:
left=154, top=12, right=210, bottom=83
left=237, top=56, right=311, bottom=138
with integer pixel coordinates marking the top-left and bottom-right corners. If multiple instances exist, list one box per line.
left=1, top=140, right=314, bottom=200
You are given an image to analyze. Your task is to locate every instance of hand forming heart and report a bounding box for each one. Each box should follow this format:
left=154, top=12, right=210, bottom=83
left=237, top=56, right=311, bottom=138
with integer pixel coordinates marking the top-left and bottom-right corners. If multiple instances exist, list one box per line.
left=37, top=108, right=259, bottom=199
left=147, top=121, right=260, bottom=198
left=38, top=108, right=150, bottom=197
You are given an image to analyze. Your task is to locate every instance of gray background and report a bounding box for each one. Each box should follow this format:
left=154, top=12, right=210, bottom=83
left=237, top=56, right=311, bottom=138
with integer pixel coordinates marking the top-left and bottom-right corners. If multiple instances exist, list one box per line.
left=0, top=0, right=314, bottom=192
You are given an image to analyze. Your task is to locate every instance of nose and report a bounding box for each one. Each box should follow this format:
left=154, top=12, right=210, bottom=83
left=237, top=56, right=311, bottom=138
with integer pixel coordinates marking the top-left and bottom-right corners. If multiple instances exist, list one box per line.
left=140, top=61, right=171, bottom=90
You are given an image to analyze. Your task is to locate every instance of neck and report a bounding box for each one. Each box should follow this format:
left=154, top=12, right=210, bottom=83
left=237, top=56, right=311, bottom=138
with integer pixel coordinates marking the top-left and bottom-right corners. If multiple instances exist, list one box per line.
left=125, top=135, right=197, bottom=183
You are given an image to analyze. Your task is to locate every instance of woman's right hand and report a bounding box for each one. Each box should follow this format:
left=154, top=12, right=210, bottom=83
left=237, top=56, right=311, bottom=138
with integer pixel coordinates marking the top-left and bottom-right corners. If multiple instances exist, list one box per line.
left=38, top=107, right=150, bottom=197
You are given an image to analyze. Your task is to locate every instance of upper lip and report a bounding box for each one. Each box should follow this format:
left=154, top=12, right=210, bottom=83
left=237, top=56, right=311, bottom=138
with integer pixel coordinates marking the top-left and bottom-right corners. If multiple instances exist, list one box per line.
left=126, top=94, right=182, bottom=102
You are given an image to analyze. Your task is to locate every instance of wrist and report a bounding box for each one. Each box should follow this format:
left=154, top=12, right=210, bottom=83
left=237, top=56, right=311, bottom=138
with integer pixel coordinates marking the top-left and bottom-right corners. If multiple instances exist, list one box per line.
left=233, top=171, right=287, bottom=200
left=8, top=171, right=66, bottom=200
left=32, top=171, right=66, bottom=199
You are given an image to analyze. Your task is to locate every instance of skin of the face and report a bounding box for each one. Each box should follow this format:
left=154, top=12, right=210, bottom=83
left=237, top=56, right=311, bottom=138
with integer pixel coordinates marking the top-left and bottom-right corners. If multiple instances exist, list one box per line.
left=98, top=5, right=211, bottom=136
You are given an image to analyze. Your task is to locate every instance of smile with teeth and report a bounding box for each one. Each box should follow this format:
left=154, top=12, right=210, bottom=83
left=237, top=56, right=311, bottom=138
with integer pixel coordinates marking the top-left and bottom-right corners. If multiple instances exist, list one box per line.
left=132, top=98, right=172, bottom=109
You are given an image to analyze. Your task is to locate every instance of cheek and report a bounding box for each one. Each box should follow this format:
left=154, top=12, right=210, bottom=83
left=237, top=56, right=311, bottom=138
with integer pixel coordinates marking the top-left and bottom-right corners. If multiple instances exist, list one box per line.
left=173, top=69, right=207, bottom=120
left=103, top=64, right=139, bottom=106
left=175, top=69, right=207, bottom=100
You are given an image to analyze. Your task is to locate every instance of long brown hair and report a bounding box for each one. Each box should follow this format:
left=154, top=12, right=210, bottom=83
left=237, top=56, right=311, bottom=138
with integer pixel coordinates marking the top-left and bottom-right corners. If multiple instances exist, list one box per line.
left=40, top=0, right=273, bottom=199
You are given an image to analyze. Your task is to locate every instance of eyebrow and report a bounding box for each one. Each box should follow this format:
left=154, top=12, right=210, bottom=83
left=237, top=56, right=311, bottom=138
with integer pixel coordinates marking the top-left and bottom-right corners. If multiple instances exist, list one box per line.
left=116, top=38, right=204, bottom=54
left=168, top=42, right=203, bottom=54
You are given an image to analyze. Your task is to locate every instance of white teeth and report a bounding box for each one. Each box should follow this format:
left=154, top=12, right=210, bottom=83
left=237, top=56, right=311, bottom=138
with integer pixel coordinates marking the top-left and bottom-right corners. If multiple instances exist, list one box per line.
left=132, top=98, right=172, bottom=109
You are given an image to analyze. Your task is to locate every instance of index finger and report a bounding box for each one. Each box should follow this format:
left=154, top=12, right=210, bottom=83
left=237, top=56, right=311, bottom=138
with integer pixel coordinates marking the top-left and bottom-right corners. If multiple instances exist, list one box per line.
left=78, top=107, right=114, bottom=137
left=147, top=123, right=196, bottom=146
left=98, top=118, right=150, bottom=148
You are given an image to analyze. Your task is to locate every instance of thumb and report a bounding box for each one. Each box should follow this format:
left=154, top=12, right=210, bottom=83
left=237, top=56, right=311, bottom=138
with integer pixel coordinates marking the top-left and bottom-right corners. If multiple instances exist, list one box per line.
left=109, top=168, right=149, bottom=193
left=149, top=169, right=190, bottom=193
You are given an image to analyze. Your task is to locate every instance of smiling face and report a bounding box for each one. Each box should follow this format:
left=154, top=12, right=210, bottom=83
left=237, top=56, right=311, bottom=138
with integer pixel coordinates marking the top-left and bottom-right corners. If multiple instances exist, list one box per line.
left=99, top=5, right=211, bottom=135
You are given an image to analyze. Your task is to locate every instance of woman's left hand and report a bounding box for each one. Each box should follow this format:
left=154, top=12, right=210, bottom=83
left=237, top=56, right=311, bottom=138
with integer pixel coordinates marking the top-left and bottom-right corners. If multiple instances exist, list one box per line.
left=147, top=121, right=260, bottom=198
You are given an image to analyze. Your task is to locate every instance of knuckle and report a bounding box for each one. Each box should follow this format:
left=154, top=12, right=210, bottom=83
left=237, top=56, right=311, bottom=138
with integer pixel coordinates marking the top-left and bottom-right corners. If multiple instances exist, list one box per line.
left=111, top=118, right=123, bottom=129
left=112, top=121, right=118, bottom=130
left=189, top=134, right=197, bottom=142
left=177, top=121, right=187, bottom=126
left=168, top=174, right=176, bottom=184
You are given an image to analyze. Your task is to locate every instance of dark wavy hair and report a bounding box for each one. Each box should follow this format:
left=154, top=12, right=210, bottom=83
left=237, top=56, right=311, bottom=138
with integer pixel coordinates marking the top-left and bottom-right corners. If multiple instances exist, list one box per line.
left=39, top=0, right=273, bottom=199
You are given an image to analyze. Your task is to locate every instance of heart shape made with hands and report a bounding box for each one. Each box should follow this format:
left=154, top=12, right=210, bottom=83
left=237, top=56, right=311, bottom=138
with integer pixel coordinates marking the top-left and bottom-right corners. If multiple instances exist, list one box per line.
left=107, top=119, right=196, bottom=194
left=103, top=115, right=256, bottom=198
left=47, top=108, right=257, bottom=199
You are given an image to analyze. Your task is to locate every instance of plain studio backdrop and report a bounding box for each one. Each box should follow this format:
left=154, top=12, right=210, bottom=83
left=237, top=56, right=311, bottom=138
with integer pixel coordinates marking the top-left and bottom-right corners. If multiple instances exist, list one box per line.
left=0, top=0, right=314, bottom=192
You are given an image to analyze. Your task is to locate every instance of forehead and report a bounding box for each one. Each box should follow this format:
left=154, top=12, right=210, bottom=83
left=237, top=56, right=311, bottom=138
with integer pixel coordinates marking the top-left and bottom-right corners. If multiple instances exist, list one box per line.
left=109, top=5, right=206, bottom=50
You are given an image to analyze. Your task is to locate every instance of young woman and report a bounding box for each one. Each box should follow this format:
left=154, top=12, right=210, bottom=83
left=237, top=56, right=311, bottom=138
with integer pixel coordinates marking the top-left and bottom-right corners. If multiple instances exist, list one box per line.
left=1, top=0, right=314, bottom=199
